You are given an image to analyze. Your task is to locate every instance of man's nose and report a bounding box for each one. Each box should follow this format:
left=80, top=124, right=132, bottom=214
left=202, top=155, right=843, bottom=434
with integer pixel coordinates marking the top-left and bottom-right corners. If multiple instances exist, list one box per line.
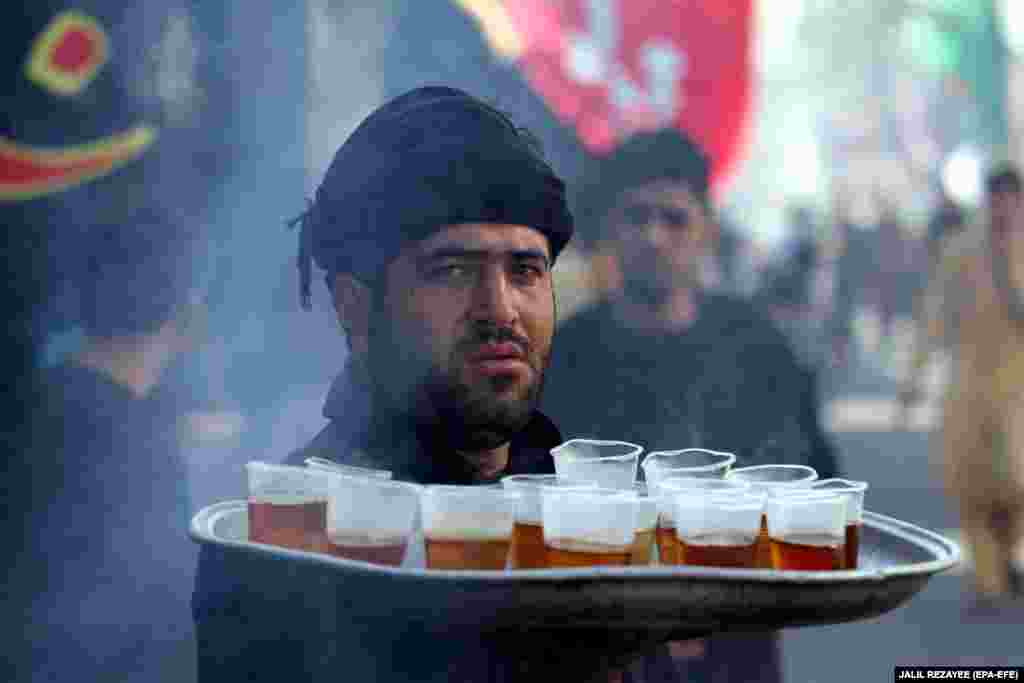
left=469, top=268, right=518, bottom=326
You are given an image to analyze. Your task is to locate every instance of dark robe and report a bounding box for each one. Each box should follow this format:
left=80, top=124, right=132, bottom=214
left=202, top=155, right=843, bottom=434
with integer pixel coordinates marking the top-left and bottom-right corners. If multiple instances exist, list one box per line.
left=13, top=362, right=195, bottom=683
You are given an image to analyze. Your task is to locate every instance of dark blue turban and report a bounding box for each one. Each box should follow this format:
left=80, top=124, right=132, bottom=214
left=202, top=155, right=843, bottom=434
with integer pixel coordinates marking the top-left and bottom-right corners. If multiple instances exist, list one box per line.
left=295, top=86, right=574, bottom=308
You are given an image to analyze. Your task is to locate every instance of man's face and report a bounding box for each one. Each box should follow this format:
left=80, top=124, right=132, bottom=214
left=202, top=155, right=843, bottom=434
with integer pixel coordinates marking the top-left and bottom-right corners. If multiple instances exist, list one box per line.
left=989, top=189, right=1023, bottom=239
left=603, top=179, right=712, bottom=304
left=366, top=223, right=555, bottom=451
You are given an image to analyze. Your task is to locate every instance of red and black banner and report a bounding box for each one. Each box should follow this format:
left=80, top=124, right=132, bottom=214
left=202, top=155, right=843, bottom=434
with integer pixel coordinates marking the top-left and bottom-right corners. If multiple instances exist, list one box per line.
left=457, top=0, right=755, bottom=191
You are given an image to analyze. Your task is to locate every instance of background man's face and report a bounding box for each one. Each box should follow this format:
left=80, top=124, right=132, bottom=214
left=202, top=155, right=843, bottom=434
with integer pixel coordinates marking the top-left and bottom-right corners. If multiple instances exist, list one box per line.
left=603, top=179, right=712, bottom=304
left=367, top=223, right=555, bottom=450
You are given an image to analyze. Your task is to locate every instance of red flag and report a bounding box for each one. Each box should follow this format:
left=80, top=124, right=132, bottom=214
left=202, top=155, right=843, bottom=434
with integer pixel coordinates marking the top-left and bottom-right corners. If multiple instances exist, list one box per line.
left=459, top=0, right=755, bottom=193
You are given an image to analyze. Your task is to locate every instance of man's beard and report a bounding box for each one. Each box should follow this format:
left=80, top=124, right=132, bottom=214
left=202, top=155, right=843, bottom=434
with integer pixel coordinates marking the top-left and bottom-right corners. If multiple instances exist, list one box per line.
left=365, top=309, right=547, bottom=452
left=621, top=267, right=691, bottom=306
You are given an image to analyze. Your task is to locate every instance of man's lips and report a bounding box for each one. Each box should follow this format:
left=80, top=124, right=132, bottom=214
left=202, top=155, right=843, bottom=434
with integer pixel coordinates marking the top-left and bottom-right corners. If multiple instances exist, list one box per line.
left=466, top=342, right=525, bottom=362
left=465, top=343, right=529, bottom=376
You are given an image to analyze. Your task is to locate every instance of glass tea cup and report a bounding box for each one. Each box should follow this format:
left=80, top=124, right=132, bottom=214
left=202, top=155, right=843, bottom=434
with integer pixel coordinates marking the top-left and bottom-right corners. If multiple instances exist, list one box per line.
left=324, top=474, right=420, bottom=567
left=419, top=485, right=518, bottom=570
left=641, top=448, right=736, bottom=492
left=764, top=491, right=847, bottom=571
left=629, top=482, right=660, bottom=565
left=304, top=457, right=393, bottom=480
left=246, top=461, right=332, bottom=553
left=653, top=476, right=751, bottom=564
left=811, top=479, right=869, bottom=569
left=726, top=464, right=819, bottom=492
left=673, top=490, right=766, bottom=568
left=540, top=487, right=638, bottom=568
left=550, top=439, right=644, bottom=490
left=501, top=475, right=596, bottom=569
left=727, top=464, right=819, bottom=568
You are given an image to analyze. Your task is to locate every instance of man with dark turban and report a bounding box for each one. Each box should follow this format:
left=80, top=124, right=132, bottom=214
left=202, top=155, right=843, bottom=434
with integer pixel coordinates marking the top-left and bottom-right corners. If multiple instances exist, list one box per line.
left=285, top=85, right=574, bottom=483
left=193, top=86, right=604, bottom=682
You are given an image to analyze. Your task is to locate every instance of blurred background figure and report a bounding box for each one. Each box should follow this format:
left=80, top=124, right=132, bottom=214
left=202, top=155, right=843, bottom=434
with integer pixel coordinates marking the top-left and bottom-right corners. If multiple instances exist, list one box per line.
left=926, top=183, right=967, bottom=266
left=3, top=2, right=237, bottom=681
left=868, top=194, right=929, bottom=370
left=755, top=205, right=858, bottom=395
left=902, top=164, right=1024, bottom=605
left=22, top=212, right=205, bottom=682
left=542, top=128, right=840, bottom=683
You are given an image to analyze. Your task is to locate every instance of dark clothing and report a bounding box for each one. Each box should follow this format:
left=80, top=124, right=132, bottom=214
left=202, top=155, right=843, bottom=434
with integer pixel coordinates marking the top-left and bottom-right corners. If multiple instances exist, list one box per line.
left=870, top=220, right=928, bottom=324
left=544, top=295, right=839, bottom=476
left=13, top=363, right=195, bottom=683
left=927, top=201, right=965, bottom=265
left=542, top=293, right=841, bottom=683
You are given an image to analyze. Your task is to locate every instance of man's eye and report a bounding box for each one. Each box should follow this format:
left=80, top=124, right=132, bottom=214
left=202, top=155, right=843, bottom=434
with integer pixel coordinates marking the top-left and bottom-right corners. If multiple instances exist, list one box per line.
left=511, top=263, right=545, bottom=283
left=429, top=264, right=470, bottom=280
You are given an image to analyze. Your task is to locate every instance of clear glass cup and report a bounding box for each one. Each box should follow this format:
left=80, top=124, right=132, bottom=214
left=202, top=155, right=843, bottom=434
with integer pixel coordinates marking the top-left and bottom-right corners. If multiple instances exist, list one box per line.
left=304, top=457, right=393, bottom=480
left=727, top=464, right=819, bottom=568
left=674, top=491, right=766, bottom=568
left=630, top=482, right=659, bottom=565
left=653, top=476, right=751, bottom=565
left=540, top=487, right=638, bottom=567
left=811, top=479, right=869, bottom=569
left=550, top=439, right=644, bottom=490
left=641, top=448, right=736, bottom=492
left=726, top=464, right=819, bottom=491
left=324, top=475, right=420, bottom=566
left=501, top=475, right=596, bottom=569
left=764, top=492, right=847, bottom=571
left=246, top=461, right=331, bottom=553
left=419, top=486, right=518, bottom=570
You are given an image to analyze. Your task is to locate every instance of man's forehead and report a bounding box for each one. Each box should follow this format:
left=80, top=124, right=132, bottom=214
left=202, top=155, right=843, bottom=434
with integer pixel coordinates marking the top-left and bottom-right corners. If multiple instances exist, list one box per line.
left=416, top=223, right=551, bottom=258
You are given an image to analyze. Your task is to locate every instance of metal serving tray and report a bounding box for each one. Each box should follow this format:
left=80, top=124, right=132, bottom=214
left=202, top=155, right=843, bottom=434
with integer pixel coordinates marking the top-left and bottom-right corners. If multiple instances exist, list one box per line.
left=191, top=499, right=958, bottom=641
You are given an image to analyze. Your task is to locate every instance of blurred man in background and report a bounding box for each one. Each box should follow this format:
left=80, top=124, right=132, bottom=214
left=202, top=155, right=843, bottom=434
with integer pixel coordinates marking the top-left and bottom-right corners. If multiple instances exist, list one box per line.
left=870, top=195, right=929, bottom=366
left=901, top=164, right=1024, bottom=603
left=542, top=128, right=840, bottom=683
left=926, top=184, right=966, bottom=267
left=16, top=210, right=203, bottom=682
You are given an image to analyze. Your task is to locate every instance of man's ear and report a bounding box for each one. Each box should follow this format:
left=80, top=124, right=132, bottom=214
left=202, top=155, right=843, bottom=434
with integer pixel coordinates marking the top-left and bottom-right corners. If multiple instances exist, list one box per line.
left=331, top=273, right=372, bottom=355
